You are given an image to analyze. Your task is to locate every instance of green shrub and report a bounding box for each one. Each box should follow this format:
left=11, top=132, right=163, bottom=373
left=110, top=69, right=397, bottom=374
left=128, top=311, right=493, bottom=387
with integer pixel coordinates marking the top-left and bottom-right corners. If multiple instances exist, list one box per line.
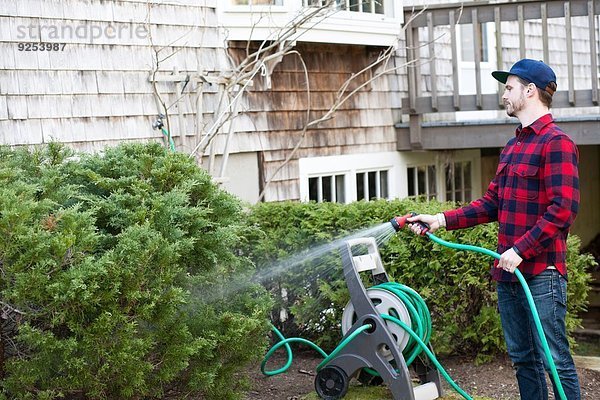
left=243, top=199, right=594, bottom=362
left=0, top=143, right=272, bottom=399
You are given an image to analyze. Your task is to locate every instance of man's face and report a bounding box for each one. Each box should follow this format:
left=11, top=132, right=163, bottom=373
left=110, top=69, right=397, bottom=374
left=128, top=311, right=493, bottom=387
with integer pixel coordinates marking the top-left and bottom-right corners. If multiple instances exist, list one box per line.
left=502, top=75, right=528, bottom=117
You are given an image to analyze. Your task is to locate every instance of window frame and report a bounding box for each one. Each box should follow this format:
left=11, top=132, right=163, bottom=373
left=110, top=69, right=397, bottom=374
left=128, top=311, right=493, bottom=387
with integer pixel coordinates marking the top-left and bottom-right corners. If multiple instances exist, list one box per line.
left=406, top=163, right=437, bottom=201
left=455, top=20, right=498, bottom=100
left=299, top=152, right=398, bottom=204
left=458, top=22, right=491, bottom=64
left=308, top=173, right=346, bottom=203
left=403, top=154, right=477, bottom=203
left=229, top=0, right=286, bottom=7
left=355, top=168, right=390, bottom=201
left=444, top=160, right=473, bottom=203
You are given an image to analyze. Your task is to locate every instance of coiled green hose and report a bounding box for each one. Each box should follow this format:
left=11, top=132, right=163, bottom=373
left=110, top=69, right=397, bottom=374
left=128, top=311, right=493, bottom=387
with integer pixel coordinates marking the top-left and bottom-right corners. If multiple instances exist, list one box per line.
left=262, top=281, right=474, bottom=400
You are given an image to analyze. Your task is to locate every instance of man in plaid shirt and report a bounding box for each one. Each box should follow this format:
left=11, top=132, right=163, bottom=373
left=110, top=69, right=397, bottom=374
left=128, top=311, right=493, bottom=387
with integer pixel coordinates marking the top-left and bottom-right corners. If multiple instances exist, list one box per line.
left=409, top=59, right=581, bottom=399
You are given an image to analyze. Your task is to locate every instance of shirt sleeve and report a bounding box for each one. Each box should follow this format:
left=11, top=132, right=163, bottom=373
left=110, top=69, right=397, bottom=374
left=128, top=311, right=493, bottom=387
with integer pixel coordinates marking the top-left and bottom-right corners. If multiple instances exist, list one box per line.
left=512, top=136, right=580, bottom=259
left=443, top=170, right=500, bottom=230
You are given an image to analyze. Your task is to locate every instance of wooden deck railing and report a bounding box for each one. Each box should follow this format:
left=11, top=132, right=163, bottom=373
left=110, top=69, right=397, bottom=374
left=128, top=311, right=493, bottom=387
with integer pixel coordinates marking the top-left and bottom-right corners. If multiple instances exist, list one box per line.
left=401, top=0, right=600, bottom=148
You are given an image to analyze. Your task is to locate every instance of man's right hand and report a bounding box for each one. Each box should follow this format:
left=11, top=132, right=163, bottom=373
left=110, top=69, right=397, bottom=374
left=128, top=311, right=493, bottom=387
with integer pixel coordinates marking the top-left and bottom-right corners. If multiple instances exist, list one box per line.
left=407, top=213, right=443, bottom=235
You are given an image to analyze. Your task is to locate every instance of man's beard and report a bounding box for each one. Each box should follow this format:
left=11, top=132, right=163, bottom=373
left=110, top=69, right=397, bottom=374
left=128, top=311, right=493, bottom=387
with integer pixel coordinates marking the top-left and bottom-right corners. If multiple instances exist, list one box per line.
left=505, top=94, right=525, bottom=117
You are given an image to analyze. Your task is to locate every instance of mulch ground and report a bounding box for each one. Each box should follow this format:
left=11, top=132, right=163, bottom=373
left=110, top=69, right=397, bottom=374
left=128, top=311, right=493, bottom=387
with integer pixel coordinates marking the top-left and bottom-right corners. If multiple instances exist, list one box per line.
left=245, top=351, right=600, bottom=399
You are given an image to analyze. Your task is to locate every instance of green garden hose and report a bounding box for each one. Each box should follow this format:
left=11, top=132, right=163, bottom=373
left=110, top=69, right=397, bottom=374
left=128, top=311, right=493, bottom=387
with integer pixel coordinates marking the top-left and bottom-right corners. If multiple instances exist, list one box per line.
left=426, top=232, right=567, bottom=400
left=161, top=127, right=176, bottom=152
left=262, top=281, right=474, bottom=400
left=262, top=227, right=568, bottom=400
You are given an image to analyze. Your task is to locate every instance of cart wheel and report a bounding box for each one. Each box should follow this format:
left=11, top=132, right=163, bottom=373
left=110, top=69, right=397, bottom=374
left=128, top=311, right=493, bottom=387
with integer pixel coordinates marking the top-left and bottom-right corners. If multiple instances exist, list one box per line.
left=314, top=365, right=349, bottom=400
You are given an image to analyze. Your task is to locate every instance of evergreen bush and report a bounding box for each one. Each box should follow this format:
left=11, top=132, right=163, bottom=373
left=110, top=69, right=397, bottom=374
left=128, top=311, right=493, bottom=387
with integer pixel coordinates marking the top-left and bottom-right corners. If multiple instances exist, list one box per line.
left=0, top=143, right=271, bottom=399
left=243, top=199, right=595, bottom=362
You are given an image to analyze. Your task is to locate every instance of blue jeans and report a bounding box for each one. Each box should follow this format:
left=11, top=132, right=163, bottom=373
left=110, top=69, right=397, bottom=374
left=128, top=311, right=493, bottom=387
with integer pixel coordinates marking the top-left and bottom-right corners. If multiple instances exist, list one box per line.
left=497, top=269, right=581, bottom=400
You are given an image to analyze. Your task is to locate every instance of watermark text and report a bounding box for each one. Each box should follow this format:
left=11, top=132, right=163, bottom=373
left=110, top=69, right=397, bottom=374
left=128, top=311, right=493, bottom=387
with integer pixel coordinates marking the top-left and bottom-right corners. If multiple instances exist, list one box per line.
left=16, top=22, right=149, bottom=43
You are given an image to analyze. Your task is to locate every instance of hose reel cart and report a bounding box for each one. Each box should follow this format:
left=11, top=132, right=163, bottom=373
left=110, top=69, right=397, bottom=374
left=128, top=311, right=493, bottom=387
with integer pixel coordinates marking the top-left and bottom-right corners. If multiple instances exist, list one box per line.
left=315, top=237, right=442, bottom=400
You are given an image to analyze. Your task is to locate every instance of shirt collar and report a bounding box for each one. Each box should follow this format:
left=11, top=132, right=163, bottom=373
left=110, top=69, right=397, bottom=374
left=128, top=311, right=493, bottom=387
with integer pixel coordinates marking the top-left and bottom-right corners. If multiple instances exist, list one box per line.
left=515, top=113, right=553, bottom=136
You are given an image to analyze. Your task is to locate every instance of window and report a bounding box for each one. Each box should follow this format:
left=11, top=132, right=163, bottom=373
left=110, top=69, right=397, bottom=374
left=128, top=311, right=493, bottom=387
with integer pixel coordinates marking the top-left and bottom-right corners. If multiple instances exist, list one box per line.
left=355, top=169, right=389, bottom=201
left=232, top=0, right=283, bottom=5
left=455, top=21, right=497, bottom=114
left=407, top=165, right=436, bottom=200
left=460, top=23, right=489, bottom=63
left=304, top=0, right=384, bottom=14
left=309, top=174, right=345, bottom=203
left=445, top=161, right=472, bottom=203
left=300, top=152, right=398, bottom=203
left=345, top=0, right=384, bottom=14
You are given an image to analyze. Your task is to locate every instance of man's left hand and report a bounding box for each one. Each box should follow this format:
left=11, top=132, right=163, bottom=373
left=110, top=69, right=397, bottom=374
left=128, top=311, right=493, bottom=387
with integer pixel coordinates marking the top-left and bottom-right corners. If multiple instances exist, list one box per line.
left=498, top=248, right=523, bottom=273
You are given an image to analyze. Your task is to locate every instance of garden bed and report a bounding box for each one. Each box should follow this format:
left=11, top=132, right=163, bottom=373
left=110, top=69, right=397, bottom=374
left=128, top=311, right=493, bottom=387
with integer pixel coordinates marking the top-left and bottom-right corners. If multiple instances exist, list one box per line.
left=246, top=351, right=600, bottom=399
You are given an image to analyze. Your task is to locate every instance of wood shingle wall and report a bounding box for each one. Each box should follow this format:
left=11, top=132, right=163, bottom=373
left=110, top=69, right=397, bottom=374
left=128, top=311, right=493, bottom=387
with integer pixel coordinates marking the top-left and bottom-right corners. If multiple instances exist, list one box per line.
left=223, top=42, right=399, bottom=201
left=0, top=0, right=223, bottom=153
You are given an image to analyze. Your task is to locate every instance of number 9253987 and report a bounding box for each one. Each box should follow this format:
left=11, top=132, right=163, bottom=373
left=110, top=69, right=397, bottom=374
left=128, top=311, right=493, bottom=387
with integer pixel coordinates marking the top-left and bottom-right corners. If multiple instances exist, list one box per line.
left=18, top=43, right=66, bottom=51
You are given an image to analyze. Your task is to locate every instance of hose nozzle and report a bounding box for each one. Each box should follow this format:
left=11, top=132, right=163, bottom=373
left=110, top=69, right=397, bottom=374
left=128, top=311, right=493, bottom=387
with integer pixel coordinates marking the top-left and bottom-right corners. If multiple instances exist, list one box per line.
left=390, top=213, right=430, bottom=235
left=390, top=214, right=414, bottom=232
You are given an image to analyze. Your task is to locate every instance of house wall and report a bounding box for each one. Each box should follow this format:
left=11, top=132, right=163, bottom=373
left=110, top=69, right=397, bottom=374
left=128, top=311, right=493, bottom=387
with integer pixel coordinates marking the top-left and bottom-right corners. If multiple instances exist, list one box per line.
left=0, top=1, right=405, bottom=203
left=204, top=152, right=261, bottom=204
left=572, top=145, right=600, bottom=247
left=1, top=0, right=597, bottom=223
left=0, top=0, right=224, bottom=153
left=222, top=41, right=399, bottom=202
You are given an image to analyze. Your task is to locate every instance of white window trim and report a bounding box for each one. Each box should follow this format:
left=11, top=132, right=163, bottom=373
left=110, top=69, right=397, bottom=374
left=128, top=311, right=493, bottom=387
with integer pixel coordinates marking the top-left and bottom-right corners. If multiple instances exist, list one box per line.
left=299, top=152, right=399, bottom=203
left=355, top=168, right=391, bottom=201
left=406, top=163, right=437, bottom=200
left=218, top=0, right=403, bottom=46
left=308, top=173, right=346, bottom=203
left=457, top=22, right=495, bottom=68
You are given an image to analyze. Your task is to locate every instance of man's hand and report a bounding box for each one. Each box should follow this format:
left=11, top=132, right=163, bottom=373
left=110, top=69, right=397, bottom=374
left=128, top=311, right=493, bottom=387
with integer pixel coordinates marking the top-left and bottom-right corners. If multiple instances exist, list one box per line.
left=498, top=248, right=523, bottom=273
left=407, top=214, right=442, bottom=235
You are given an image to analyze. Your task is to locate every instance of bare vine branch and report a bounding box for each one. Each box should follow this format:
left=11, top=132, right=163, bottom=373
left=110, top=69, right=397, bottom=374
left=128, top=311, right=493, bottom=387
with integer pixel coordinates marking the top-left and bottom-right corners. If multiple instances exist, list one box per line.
left=188, top=1, right=340, bottom=161
left=144, top=1, right=442, bottom=204
left=146, top=0, right=199, bottom=149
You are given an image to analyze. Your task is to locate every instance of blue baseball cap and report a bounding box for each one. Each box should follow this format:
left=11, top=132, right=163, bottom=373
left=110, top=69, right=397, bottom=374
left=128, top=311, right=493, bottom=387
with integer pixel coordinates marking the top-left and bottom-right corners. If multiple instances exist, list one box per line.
left=492, top=59, right=557, bottom=95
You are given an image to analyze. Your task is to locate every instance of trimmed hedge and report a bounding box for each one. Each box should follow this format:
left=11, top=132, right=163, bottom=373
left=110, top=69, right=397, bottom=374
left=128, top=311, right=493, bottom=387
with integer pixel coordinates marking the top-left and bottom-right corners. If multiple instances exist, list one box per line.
left=0, top=143, right=272, bottom=399
left=243, top=199, right=595, bottom=362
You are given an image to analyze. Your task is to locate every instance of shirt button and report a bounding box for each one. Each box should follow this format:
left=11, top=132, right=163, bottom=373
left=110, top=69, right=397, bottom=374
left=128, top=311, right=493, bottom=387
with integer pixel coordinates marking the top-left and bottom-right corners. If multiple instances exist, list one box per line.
left=517, top=142, right=521, bottom=145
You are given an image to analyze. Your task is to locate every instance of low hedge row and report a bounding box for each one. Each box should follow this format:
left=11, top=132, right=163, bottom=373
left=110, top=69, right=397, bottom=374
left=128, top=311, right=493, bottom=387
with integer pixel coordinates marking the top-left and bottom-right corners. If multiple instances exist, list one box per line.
left=243, top=199, right=595, bottom=362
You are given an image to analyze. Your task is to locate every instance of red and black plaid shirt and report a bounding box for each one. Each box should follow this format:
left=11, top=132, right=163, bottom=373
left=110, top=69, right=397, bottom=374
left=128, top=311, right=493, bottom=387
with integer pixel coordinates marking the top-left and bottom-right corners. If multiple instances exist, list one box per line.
left=443, top=113, right=580, bottom=282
